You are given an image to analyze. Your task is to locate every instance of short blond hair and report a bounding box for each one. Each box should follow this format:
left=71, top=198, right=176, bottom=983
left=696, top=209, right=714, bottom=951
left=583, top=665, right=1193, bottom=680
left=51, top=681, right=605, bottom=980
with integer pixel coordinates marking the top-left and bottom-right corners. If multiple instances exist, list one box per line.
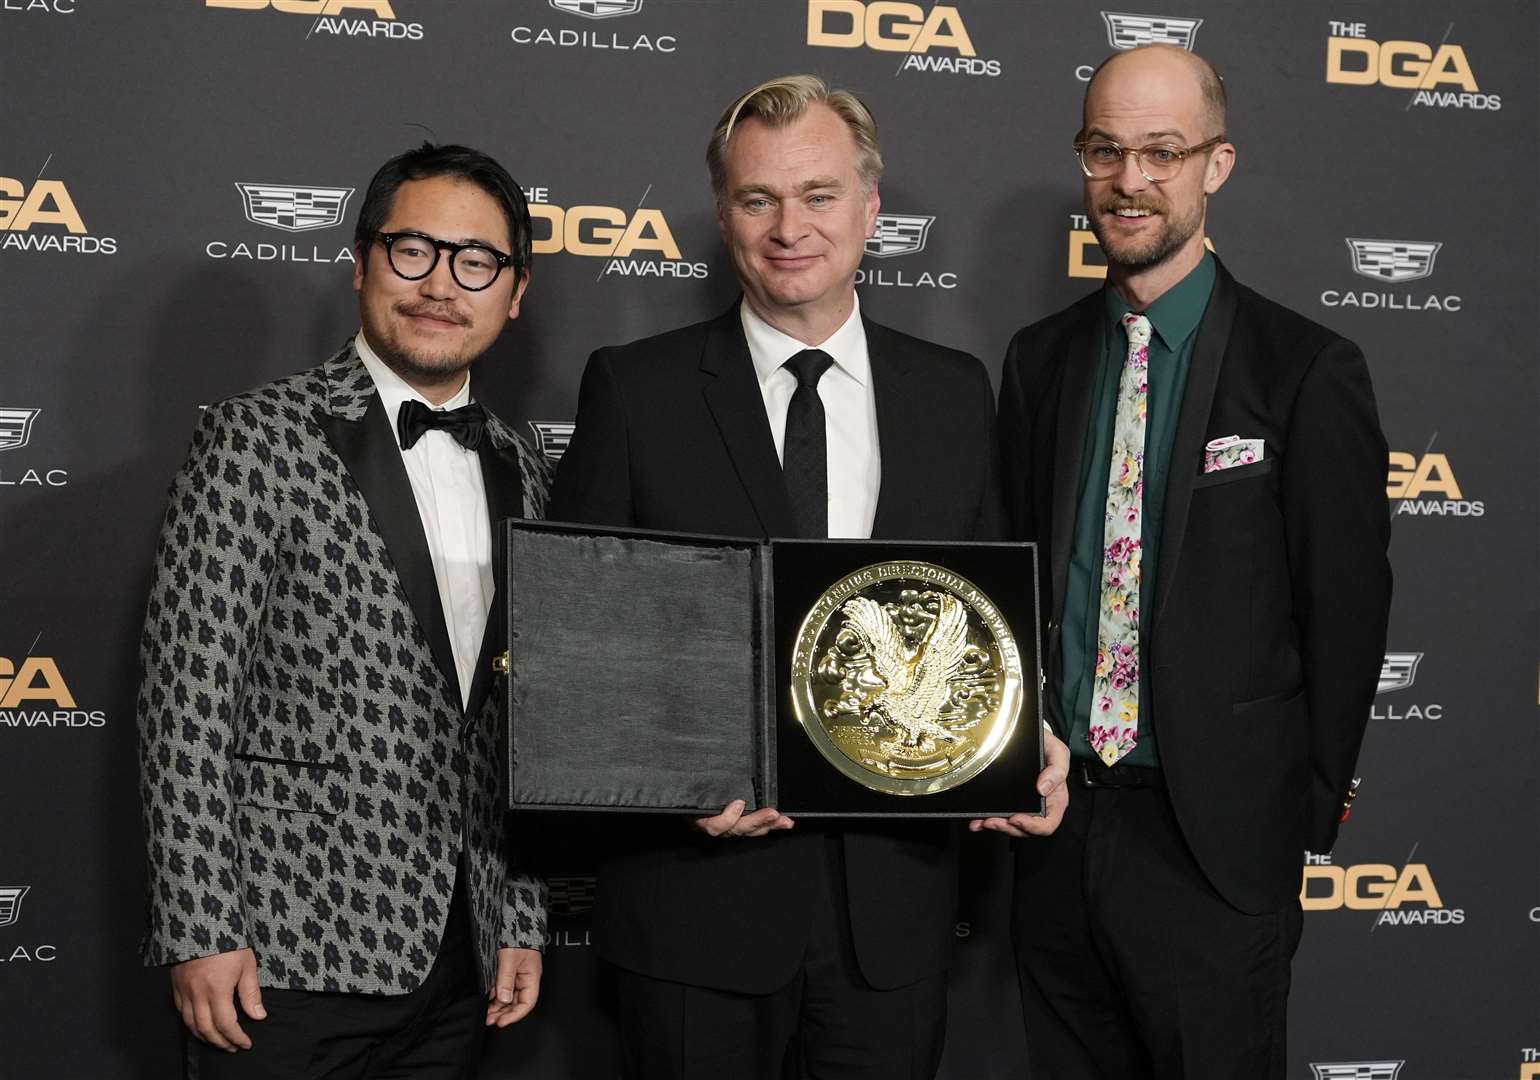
left=706, top=74, right=883, bottom=203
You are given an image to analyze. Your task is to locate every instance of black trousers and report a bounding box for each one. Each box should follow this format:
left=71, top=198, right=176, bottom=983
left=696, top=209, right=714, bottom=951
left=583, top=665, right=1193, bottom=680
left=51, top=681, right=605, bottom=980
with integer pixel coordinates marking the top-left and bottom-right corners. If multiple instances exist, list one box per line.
left=612, top=837, right=948, bottom=1080
left=187, top=871, right=486, bottom=1080
left=1012, top=774, right=1303, bottom=1080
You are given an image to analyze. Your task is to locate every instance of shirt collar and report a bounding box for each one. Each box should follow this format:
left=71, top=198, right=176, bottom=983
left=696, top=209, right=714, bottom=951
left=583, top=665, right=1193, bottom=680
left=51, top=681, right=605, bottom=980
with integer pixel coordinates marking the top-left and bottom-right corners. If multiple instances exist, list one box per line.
left=1104, top=250, right=1216, bottom=352
left=740, top=296, right=869, bottom=389
left=354, top=330, right=472, bottom=428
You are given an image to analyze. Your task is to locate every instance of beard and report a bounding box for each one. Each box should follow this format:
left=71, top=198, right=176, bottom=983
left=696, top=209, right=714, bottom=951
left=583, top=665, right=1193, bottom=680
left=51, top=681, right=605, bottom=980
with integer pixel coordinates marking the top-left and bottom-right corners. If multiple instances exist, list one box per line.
left=1091, top=194, right=1204, bottom=271
left=363, top=299, right=483, bottom=385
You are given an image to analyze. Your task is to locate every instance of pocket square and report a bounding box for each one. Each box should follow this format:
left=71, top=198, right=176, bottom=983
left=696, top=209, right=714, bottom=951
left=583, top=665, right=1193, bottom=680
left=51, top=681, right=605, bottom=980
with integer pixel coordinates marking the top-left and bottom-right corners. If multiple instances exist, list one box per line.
left=1203, top=435, right=1265, bottom=474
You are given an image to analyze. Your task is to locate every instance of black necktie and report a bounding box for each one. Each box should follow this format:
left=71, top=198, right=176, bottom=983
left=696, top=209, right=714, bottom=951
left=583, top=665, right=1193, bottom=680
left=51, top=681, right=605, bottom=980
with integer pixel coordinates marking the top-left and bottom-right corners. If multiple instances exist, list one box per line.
left=782, top=349, right=834, bottom=538
left=397, top=399, right=486, bottom=452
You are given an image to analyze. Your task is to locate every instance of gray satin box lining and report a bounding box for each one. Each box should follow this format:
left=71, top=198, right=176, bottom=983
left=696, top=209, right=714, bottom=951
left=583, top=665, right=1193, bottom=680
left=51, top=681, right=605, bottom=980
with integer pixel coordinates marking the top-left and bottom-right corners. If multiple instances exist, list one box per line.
left=507, top=528, right=764, bottom=811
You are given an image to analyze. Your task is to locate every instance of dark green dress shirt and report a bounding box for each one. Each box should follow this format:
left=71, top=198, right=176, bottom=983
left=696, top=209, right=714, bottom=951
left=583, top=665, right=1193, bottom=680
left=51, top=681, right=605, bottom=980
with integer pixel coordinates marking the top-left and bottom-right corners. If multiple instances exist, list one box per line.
left=1060, top=252, right=1216, bottom=767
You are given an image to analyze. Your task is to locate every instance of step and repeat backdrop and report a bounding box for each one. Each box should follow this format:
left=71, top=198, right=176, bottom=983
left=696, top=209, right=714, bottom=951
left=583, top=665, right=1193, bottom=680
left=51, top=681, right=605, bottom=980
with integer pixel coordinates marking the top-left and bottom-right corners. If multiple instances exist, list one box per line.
left=3, top=2, right=1536, bottom=1078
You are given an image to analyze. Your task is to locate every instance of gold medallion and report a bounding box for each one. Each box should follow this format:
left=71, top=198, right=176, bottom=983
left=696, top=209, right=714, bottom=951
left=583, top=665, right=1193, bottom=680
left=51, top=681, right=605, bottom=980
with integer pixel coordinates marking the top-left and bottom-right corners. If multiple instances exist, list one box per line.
left=789, top=561, right=1023, bottom=796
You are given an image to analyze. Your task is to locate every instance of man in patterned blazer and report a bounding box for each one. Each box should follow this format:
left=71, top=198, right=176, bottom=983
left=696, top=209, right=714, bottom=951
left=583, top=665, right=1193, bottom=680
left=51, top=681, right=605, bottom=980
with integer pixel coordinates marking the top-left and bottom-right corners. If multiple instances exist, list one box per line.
left=137, top=142, right=550, bottom=1078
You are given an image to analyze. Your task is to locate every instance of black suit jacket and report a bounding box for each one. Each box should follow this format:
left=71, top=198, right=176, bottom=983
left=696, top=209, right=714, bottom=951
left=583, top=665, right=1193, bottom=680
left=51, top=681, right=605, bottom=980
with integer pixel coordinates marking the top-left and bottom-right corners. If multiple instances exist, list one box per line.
left=998, top=260, right=1392, bottom=914
left=549, top=303, right=1002, bottom=992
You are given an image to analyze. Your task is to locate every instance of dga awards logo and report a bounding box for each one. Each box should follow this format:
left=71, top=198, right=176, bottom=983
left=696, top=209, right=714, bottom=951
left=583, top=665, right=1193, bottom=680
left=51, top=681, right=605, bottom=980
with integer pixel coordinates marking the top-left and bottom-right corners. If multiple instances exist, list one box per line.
left=1321, top=239, right=1461, bottom=313
left=1310, top=1064, right=1404, bottom=1080
left=204, top=0, right=424, bottom=40
left=0, top=885, right=57, bottom=964
left=807, top=1, right=1000, bottom=78
left=528, top=421, right=575, bottom=463
left=0, top=648, right=106, bottom=728
left=857, top=214, right=956, bottom=290
left=1301, top=849, right=1465, bottom=927
left=1100, top=11, right=1202, bottom=50
left=512, top=0, right=677, bottom=55
left=207, top=182, right=356, bottom=266
left=524, top=184, right=707, bottom=279
left=1326, top=20, right=1500, bottom=110
left=0, top=408, right=68, bottom=490
left=1387, top=444, right=1483, bottom=518
left=1374, top=653, right=1441, bottom=721
left=0, top=167, right=117, bottom=256
left=1067, top=215, right=1106, bottom=278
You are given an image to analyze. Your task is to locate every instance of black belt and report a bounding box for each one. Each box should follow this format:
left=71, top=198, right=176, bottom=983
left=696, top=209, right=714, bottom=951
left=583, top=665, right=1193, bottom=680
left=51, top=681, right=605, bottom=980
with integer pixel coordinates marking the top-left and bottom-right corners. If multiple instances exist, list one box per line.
left=1075, top=757, right=1166, bottom=790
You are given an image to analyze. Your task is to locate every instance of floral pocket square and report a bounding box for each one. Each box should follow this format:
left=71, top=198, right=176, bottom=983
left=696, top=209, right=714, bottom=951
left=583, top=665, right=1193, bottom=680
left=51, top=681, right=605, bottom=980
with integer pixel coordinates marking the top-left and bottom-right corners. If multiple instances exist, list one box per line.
left=1203, top=435, right=1265, bottom=474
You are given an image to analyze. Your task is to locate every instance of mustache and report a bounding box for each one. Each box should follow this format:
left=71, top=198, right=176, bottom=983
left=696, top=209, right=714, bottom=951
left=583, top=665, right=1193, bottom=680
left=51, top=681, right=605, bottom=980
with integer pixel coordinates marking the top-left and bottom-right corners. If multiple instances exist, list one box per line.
left=395, top=301, right=470, bottom=326
left=1100, top=197, right=1164, bottom=215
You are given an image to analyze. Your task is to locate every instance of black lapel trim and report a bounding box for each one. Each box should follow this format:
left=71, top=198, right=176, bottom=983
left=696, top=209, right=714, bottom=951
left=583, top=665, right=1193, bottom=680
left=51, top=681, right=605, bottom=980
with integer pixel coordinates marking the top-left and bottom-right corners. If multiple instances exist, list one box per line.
left=463, top=438, right=522, bottom=723
left=1150, top=260, right=1237, bottom=632
left=699, top=303, right=798, bottom=538
left=864, top=318, right=918, bottom=540
left=1049, top=312, right=1103, bottom=622
left=317, top=395, right=460, bottom=710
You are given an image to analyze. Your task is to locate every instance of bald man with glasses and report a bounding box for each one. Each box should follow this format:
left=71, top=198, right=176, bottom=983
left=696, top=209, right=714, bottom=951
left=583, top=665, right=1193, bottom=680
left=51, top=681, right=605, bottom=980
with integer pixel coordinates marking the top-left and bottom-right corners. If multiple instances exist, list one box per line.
left=995, top=45, right=1392, bottom=1078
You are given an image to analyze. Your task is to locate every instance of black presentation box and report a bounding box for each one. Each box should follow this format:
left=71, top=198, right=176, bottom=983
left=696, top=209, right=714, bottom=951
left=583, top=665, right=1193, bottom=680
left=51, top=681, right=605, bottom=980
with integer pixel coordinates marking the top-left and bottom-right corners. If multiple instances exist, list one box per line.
left=503, top=519, right=1044, bottom=818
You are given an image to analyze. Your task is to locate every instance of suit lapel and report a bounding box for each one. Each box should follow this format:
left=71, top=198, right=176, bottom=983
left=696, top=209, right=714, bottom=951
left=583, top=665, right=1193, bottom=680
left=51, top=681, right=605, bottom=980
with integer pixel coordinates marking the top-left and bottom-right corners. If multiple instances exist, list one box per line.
left=865, top=319, right=920, bottom=539
left=699, top=304, right=799, bottom=538
left=462, top=435, right=522, bottom=722
left=316, top=347, right=460, bottom=710
left=1048, top=313, right=1102, bottom=622
left=1150, top=261, right=1237, bottom=632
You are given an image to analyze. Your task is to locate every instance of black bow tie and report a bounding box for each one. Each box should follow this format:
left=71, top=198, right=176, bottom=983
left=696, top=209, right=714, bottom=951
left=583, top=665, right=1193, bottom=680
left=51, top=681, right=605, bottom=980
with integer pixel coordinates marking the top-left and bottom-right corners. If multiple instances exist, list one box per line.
left=397, top=398, right=486, bottom=452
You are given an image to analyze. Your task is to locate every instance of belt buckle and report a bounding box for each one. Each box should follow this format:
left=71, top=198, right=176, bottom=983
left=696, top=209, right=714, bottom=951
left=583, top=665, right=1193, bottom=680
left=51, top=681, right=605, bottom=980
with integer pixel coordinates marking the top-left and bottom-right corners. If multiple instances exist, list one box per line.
left=1078, top=759, right=1155, bottom=789
left=1077, top=760, right=1104, bottom=788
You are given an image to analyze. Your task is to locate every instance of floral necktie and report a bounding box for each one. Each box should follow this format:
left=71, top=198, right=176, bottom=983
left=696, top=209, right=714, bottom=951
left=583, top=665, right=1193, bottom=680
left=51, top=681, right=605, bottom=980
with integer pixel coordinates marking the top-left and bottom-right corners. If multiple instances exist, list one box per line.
left=1089, top=312, right=1151, bottom=766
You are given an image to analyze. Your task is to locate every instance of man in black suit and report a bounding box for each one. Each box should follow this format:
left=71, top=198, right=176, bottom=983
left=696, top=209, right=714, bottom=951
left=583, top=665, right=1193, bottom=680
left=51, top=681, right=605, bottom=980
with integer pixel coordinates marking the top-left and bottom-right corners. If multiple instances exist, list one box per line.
left=997, top=45, right=1392, bottom=1078
left=550, top=74, right=1068, bottom=1079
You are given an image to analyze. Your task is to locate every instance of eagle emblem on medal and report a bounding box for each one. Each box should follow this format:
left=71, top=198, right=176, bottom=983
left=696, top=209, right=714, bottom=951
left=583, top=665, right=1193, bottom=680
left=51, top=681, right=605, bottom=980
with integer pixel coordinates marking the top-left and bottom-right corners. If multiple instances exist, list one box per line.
left=791, top=562, right=1023, bottom=796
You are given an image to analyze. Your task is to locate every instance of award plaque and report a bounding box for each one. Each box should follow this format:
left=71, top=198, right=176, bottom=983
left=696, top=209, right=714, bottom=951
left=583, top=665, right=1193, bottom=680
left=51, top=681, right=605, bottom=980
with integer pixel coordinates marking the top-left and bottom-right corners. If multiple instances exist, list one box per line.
left=503, top=521, right=1043, bottom=818
left=789, top=561, right=1023, bottom=797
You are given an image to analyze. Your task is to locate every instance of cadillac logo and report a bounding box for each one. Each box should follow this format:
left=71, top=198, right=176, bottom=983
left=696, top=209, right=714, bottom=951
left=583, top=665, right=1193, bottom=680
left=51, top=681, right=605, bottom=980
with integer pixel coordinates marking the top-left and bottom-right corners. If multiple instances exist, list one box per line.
left=528, top=421, right=576, bottom=463
left=235, top=183, right=356, bottom=233
left=0, top=886, right=29, bottom=929
left=0, top=408, right=40, bottom=453
left=549, top=0, right=643, bottom=18
left=1310, top=1063, right=1405, bottom=1080
left=865, top=214, right=935, bottom=259
left=1346, top=239, right=1442, bottom=283
left=1377, top=653, right=1423, bottom=694
left=1101, top=12, right=1203, bottom=50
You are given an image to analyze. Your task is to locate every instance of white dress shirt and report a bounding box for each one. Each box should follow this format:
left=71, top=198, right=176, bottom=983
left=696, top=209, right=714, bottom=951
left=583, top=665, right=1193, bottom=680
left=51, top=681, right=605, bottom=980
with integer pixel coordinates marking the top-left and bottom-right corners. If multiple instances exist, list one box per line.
left=356, top=332, right=492, bottom=709
left=740, top=297, right=881, bottom=539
